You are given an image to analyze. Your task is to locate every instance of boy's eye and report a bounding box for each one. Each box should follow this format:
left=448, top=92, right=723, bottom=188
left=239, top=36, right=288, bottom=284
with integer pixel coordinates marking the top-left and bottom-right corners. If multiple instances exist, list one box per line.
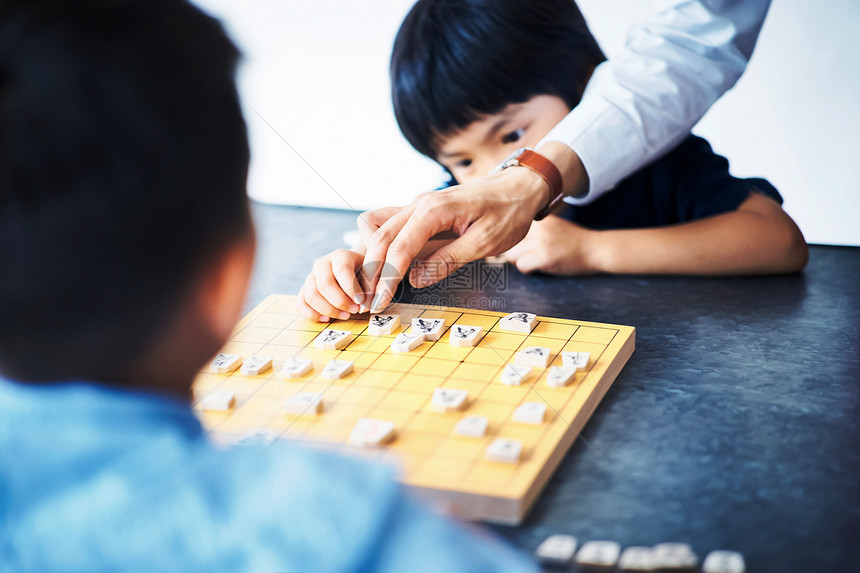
left=501, top=128, right=525, bottom=145
left=455, top=158, right=472, bottom=169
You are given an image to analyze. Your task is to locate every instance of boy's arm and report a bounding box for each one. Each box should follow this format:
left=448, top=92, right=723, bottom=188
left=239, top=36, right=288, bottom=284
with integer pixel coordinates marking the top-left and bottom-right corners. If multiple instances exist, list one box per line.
left=503, top=193, right=807, bottom=276
left=588, top=193, right=808, bottom=275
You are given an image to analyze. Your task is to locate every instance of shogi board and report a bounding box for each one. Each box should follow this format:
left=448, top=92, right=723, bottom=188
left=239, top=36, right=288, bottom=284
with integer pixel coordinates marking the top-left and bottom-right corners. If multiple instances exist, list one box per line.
left=192, top=294, right=635, bottom=524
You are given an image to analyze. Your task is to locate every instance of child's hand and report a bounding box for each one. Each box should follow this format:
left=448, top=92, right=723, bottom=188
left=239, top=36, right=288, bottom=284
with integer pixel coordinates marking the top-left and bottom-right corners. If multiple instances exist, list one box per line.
left=298, top=249, right=365, bottom=321
left=501, top=215, right=599, bottom=275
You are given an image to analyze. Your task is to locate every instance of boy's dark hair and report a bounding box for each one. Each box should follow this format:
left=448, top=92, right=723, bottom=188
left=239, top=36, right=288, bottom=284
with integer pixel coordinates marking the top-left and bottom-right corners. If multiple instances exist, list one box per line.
left=0, top=0, right=250, bottom=381
left=391, top=0, right=605, bottom=159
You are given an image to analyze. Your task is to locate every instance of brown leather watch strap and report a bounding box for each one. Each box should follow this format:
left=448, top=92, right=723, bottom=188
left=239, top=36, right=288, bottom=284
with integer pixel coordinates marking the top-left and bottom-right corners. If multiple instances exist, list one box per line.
left=515, top=149, right=564, bottom=220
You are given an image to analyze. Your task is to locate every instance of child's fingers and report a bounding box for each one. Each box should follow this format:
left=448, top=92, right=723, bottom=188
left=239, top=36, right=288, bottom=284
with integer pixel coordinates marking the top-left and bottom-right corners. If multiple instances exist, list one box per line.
left=330, top=251, right=363, bottom=309
left=512, top=250, right=545, bottom=274
left=305, top=272, right=351, bottom=320
left=296, top=284, right=327, bottom=322
left=312, top=257, right=356, bottom=318
left=299, top=275, right=337, bottom=321
left=499, top=241, right=528, bottom=263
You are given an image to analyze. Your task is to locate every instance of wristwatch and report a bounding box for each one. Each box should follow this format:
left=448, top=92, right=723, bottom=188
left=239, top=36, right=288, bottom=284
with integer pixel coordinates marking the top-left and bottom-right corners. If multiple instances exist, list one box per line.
left=491, top=147, right=565, bottom=220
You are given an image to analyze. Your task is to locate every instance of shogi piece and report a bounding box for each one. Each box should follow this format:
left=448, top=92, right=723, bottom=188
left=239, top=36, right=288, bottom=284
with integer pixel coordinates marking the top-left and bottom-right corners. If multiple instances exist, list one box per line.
left=499, top=312, right=537, bottom=333
left=313, top=328, right=352, bottom=350
left=500, top=364, right=533, bottom=386
left=448, top=324, right=482, bottom=347
left=513, top=402, right=546, bottom=424
left=284, top=392, right=324, bottom=415
left=200, top=390, right=235, bottom=412
left=210, top=353, right=242, bottom=374
left=240, top=355, right=272, bottom=376
left=515, top=346, right=551, bottom=368
left=277, top=358, right=313, bottom=379
left=562, top=351, right=590, bottom=371
left=454, top=416, right=488, bottom=438
left=652, top=543, right=698, bottom=571
left=535, top=534, right=578, bottom=568
left=411, top=318, right=446, bottom=341
left=321, top=359, right=353, bottom=380
left=546, top=365, right=577, bottom=387
left=576, top=541, right=621, bottom=569
left=348, top=418, right=396, bottom=447
left=618, top=546, right=656, bottom=571
left=485, top=438, right=522, bottom=463
left=391, top=332, right=424, bottom=353
left=431, top=388, right=469, bottom=413
left=702, top=550, right=745, bottom=573
left=368, top=314, right=400, bottom=335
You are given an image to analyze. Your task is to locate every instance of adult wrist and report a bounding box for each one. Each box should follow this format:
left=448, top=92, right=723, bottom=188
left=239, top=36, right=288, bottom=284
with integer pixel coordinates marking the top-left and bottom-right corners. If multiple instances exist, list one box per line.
left=535, top=141, right=589, bottom=198
left=497, top=165, right=551, bottom=219
left=492, top=147, right=563, bottom=219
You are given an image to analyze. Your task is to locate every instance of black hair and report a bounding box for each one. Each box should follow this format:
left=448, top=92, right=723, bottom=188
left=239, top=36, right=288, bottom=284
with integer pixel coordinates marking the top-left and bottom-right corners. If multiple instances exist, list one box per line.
left=0, top=0, right=250, bottom=381
left=391, top=0, right=605, bottom=159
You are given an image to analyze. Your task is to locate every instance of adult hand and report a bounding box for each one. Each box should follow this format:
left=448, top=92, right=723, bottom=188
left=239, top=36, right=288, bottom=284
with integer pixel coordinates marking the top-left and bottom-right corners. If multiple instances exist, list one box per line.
left=357, top=166, right=549, bottom=312
left=356, top=142, right=588, bottom=312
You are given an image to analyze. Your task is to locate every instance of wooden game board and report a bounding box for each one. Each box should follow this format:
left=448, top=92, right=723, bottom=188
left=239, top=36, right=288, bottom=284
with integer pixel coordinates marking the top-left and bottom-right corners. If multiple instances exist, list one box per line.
left=192, top=294, right=635, bottom=524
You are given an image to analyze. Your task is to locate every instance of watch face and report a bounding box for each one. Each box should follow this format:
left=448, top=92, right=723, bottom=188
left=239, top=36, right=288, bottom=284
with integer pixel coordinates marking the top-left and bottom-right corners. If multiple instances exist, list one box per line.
left=491, top=147, right=532, bottom=175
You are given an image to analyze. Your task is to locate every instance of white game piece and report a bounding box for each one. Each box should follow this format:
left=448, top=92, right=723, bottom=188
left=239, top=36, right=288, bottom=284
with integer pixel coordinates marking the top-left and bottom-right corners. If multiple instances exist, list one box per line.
left=321, top=359, right=354, bottom=380
left=368, top=314, right=400, bottom=335
left=431, top=388, right=469, bottom=413
left=448, top=324, right=482, bottom=347
left=284, top=392, right=324, bottom=415
left=411, top=317, right=446, bottom=341
left=702, top=550, right=745, bottom=573
left=348, top=418, right=396, bottom=447
left=391, top=332, right=424, bottom=353
left=512, top=402, right=546, bottom=424
left=652, top=543, right=698, bottom=571
left=561, top=351, right=590, bottom=371
left=313, top=328, right=352, bottom=350
left=515, top=346, right=551, bottom=368
left=200, top=390, right=235, bottom=412
left=500, top=363, right=533, bottom=386
left=277, top=358, right=313, bottom=379
left=535, top=534, right=578, bottom=567
left=232, top=428, right=278, bottom=447
left=576, top=540, right=621, bottom=569
left=454, top=416, right=488, bottom=438
left=485, top=438, right=522, bottom=463
left=546, top=365, right=577, bottom=387
left=240, top=355, right=272, bottom=376
left=618, top=546, right=656, bottom=571
left=209, top=353, right=242, bottom=374
left=499, top=312, right=537, bottom=333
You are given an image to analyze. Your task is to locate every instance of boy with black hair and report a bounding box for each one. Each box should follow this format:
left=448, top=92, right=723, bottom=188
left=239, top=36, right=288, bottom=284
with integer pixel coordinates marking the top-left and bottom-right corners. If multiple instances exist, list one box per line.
left=298, top=0, right=808, bottom=321
left=0, top=1, right=537, bottom=571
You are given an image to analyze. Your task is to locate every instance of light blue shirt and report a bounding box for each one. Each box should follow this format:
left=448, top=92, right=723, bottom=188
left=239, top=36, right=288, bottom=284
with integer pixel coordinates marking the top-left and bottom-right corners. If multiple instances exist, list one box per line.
left=0, top=379, right=537, bottom=572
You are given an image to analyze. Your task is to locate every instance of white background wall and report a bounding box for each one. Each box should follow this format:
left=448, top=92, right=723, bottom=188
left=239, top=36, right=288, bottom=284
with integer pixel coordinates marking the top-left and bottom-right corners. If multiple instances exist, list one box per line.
left=194, top=0, right=860, bottom=246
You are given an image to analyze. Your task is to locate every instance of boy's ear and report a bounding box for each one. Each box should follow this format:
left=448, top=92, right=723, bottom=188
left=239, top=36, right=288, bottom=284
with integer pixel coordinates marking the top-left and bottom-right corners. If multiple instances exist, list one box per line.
left=196, top=234, right=256, bottom=347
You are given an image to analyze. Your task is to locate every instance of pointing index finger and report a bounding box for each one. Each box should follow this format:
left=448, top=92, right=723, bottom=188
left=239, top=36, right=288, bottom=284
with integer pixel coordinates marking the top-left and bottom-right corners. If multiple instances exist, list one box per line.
left=367, top=207, right=444, bottom=313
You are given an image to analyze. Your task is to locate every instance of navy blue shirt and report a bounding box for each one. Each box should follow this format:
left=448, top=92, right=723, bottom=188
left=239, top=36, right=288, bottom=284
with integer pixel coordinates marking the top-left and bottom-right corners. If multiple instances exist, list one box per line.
left=558, top=135, right=782, bottom=229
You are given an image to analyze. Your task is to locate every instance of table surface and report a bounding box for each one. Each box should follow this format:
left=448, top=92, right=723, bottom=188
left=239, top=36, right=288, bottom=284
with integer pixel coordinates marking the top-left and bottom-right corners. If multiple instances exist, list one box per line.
left=248, top=202, right=860, bottom=572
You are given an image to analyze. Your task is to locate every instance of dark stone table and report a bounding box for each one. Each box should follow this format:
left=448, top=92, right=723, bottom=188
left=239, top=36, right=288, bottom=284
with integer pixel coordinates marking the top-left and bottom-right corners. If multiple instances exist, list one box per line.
left=249, top=202, right=860, bottom=572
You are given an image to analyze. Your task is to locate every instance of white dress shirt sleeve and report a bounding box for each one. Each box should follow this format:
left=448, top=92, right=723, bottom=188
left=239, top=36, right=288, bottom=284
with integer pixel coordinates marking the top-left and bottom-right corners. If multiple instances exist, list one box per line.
left=539, top=0, right=772, bottom=204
